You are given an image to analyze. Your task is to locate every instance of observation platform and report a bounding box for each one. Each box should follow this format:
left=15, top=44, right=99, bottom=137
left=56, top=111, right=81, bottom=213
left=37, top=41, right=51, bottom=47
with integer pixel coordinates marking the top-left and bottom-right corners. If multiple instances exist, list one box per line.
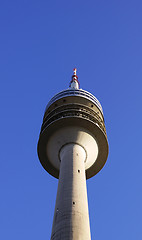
left=38, top=70, right=108, bottom=179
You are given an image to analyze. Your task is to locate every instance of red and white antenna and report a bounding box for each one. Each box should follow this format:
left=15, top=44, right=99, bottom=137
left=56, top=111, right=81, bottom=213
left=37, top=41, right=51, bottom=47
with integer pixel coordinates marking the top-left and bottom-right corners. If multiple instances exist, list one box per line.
left=69, top=68, right=80, bottom=89
left=73, top=68, right=77, bottom=76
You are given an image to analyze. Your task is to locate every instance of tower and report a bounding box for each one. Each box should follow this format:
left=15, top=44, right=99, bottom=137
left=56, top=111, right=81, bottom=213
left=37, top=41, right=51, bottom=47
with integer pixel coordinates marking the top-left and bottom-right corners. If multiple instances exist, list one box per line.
left=37, top=69, right=109, bottom=239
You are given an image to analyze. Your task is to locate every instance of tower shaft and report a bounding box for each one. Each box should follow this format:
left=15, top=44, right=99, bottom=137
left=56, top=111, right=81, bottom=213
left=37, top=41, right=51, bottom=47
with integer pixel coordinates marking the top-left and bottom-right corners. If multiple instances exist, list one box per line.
left=51, top=143, right=91, bottom=240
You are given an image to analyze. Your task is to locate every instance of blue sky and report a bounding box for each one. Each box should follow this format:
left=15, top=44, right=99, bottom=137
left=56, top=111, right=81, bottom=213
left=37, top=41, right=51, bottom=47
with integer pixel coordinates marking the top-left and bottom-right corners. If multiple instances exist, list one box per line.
left=0, top=0, right=142, bottom=239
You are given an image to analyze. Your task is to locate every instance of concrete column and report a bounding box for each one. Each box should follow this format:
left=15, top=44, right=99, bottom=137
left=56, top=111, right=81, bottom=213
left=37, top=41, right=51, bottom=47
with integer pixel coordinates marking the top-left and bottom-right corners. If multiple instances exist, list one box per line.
left=51, top=143, right=91, bottom=240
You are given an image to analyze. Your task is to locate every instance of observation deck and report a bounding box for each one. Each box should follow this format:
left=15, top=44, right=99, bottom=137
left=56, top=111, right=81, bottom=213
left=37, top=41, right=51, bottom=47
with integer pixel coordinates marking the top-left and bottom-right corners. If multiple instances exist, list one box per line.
left=38, top=69, right=108, bottom=179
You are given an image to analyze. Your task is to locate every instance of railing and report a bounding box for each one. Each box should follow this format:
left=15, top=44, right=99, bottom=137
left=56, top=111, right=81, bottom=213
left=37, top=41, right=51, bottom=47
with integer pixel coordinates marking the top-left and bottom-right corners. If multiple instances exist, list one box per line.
left=41, top=109, right=106, bottom=135
left=45, top=89, right=103, bottom=113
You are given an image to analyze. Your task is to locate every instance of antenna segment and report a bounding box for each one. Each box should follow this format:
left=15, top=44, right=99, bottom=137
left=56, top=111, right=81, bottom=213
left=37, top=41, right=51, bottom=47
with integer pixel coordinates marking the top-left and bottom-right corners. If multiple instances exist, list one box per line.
left=69, top=68, right=80, bottom=89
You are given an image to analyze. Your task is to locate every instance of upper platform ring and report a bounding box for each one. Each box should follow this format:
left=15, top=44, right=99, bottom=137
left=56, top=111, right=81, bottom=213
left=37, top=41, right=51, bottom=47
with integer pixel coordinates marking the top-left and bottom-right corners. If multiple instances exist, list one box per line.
left=45, top=89, right=103, bottom=114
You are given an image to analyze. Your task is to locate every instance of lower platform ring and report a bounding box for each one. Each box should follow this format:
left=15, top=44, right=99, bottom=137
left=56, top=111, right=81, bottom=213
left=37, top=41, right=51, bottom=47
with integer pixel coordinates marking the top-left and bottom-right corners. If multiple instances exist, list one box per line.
left=37, top=116, right=109, bottom=179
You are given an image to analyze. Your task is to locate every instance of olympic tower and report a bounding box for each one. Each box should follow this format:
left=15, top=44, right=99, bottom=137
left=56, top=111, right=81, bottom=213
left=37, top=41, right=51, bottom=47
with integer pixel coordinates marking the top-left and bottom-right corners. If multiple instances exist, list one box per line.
left=37, top=69, right=109, bottom=239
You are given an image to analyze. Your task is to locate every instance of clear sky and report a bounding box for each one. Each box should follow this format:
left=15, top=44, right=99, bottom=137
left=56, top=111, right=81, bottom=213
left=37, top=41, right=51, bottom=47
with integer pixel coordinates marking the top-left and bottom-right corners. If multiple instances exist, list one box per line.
left=0, top=0, right=142, bottom=239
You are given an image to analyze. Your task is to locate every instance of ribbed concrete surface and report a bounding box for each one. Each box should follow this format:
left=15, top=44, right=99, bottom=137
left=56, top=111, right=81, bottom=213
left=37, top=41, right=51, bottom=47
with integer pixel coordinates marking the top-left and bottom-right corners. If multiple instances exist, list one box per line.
left=51, top=143, right=91, bottom=240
